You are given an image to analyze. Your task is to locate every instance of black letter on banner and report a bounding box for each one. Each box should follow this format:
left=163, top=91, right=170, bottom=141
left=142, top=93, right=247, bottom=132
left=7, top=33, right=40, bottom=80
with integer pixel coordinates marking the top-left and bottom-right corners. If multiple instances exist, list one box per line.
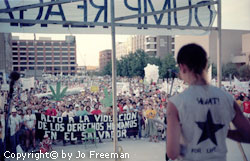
left=124, top=0, right=142, bottom=29
left=173, top=0, right=192, bottom=27
left=144, top=0, right=171, bottom=26
left=4, top=0, right=18, bottom=26
left=75, top=0, right=88, bottom=28
left=41, top=0, right=68, bottom=27
left=89, top=0, right=108, bottom=28
left=20, top=0, right=44, bottom=27
left=195, top=1, right=213, bottom=27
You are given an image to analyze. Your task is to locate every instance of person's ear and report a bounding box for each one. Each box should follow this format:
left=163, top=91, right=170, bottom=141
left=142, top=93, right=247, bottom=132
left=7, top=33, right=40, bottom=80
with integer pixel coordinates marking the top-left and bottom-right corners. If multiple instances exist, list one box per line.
left=179, top=64, right=186, bottom=73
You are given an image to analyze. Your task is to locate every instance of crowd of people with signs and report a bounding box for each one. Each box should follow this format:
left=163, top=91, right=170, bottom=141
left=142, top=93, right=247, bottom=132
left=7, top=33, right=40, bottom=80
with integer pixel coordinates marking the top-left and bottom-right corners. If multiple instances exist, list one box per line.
left=0, top=75, right=249, bottom=159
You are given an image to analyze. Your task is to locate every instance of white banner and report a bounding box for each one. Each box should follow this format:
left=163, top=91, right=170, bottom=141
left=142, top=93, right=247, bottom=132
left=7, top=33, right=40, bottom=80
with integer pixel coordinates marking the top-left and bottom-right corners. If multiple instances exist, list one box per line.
left=21, top=77, right=35, bottom=90
left=0, top=0, right=216, bottom=35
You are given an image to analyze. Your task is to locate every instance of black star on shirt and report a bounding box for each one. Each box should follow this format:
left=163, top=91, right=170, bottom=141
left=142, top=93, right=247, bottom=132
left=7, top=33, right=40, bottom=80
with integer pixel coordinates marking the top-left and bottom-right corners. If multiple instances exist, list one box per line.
left=196, top=110, right=224, bottom=145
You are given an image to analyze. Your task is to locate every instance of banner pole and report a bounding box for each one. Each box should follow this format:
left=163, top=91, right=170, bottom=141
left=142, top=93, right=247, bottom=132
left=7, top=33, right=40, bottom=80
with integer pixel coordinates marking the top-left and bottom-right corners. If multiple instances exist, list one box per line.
left=110, top=0, right=118, bottom=160
left=217, top=0, right=222, bottom=88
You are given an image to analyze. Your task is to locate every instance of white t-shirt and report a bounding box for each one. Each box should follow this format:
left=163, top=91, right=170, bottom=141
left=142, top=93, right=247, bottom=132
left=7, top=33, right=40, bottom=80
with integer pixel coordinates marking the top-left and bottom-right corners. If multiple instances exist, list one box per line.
left=62, top=111, right=74, bottom=117
left=9, top=115, right=20, bottom=136
left=169, top=85, right=235, bottom=161
left=24, top=114, right=36, bottom=129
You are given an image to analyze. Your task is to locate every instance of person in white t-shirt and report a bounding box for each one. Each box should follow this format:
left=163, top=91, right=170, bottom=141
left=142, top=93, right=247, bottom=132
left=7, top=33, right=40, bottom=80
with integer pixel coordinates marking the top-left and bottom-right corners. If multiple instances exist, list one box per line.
left=166, top=44, right=250, bottom=161
left=9, top=108, right=20, bottom=153
left=62, top=105, right=74, bottom=117
left=24, top=108, right=36, bottom=151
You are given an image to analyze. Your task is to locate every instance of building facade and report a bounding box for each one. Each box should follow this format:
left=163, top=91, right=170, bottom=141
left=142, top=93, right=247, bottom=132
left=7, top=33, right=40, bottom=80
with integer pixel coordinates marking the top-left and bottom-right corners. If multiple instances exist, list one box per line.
left=175, top=29, right=250, bottom=66
left=99, top=49, right=111, bottom=71
left=0, top=33, right=12, bottom=83
left=116, top=35, right=175, bottom=60
left=12, top=35, right=77, bottom=76
left=232, top=33, right=250, bottom=66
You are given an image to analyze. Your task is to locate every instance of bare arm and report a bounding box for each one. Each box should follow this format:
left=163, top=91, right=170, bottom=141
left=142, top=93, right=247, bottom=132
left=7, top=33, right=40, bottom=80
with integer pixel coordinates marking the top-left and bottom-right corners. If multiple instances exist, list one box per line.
left=227, top=101, right=250, bottom=143
left=166, top=101, right=181, bottom=160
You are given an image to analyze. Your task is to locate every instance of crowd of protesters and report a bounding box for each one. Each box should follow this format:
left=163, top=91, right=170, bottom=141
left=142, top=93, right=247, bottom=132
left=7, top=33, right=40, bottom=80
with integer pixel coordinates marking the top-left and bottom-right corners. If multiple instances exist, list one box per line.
left=0, top=75, right=249, bottom=158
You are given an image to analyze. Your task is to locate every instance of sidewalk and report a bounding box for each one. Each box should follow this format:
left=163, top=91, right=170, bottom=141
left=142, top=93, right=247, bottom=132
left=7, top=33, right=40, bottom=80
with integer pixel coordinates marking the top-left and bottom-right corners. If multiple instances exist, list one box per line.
left=6, top=139, right=250, bottom=161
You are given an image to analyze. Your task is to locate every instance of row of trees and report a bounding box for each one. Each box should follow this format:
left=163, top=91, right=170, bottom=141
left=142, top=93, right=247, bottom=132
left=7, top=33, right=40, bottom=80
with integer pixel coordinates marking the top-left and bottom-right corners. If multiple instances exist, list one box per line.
left=212, top=63, right=250, bottom=80
left=102, top=50, right=178, bottom=79
left=101, top=50, right=250, bottom=80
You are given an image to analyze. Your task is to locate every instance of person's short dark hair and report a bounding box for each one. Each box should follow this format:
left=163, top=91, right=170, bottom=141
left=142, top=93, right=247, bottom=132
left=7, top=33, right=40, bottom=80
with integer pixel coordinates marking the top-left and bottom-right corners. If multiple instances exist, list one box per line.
left=177, top=43, right=208, bottom=75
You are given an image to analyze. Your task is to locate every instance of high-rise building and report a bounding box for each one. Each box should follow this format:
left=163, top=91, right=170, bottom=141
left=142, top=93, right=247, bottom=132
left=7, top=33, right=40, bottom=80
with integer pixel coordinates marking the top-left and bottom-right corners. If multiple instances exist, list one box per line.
left=99, top=49, right=112, bottom=71
left=232, top=33, right=250, bottom=66
left=11, top=35, right=77, bottom=76
left=0, top=33, right=12, bottom=83
left=116, top=35, right=175, bottom=60
left=174, top=29, right=250, bottom=65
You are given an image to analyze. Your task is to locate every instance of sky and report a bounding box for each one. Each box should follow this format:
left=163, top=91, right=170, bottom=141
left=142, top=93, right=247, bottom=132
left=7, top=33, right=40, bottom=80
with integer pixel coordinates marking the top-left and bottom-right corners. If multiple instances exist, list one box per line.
left=12, top=0, right=250, bottom=67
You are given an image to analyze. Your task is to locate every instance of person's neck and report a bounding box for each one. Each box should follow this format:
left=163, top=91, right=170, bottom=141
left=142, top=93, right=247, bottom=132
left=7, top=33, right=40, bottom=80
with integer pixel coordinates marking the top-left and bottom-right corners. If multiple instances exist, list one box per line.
left=188, top=74, right=207, bottom=86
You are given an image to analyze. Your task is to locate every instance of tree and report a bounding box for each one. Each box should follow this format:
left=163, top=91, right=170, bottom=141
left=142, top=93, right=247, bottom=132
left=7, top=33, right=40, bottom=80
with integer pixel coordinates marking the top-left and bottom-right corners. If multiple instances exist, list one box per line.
left=222, top=63, right=238, bottom=79
left=159, top=54, right=178, bottom=79
left=238, top=65, right=250, bottom=80
left=212, top=63, right=217, bottom=78
left=103, top=61, right=112, bottom=76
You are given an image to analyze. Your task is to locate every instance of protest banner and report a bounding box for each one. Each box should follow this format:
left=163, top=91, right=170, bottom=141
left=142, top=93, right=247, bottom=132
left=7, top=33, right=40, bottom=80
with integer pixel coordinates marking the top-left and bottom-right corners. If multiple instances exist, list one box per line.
left=36, top=112, right=138, bottom=141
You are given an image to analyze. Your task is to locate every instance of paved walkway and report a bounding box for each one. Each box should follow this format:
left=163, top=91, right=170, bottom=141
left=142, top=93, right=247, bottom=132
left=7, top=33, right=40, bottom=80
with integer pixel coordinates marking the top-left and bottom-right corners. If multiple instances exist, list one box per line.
left=6, top=139, right=250, bottom=161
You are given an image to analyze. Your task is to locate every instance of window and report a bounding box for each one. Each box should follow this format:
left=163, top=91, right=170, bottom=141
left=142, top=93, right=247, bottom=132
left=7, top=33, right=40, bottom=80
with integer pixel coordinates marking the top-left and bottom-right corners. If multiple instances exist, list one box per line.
left=37, top=57, right=43, bottom=60
left=37, top=42, right=43, bottom=46
left=28, top=48, right=34, bottom=51
left=29, top=67, right=34, bottom=70
left=29, top=52, right=35, bottom=56
left=70, top=48, right=75, bottom=51
left=46, top=67, right=52, bottom=70
left=28, top=42, right=33, bottom=46
left=54, top=62, right=60, bottom=65
left=12, top=47, right=18, bottom=50
left=13, top=57, right=18, bottom=60
left=61, top=42, right=68, bottom=46
left=70, top=62, right=75, bottom=64
left=71, top=67, right=75, bottom=70
left=29, top=57, right=35, bottom=60
left=70, top=57, right=75, bottom=60
left=46, top=62, right=52, bottom=65
left=62, top=67, right=68, bottom=70
left=54, top=57, right=60, bottom=60
left=12, top=42, right=17, bottom=46
left=20, top=62, right=27, bottom=65
left=38, top=67, right=44, bottom=70
left=53, top=48, right=60, bottom=51
left=20, top=57, right=26, bottom=60
left=37, top=52, right=43, bottom=56
left=62, top=53, right=68, bottom=56
left=29, top=62, right=35, bottom=65
left=54, top=52, right=60, bottom=56
left=13, top=67, right=18, bottom=71
left=13, top=52, right=18, bottom=55
left=37, top=62, right=43, bottom=65
left=20, top=47, right=26, bottom=51
left=53, top=42, right=60, bottom=46
left=13, top=62, right=18, bottom=65
left=20, top=52, right=26, bottom=55
left=46, top=57, right=52, bottom=60
left=19, top=42, right=26, bottom=46
left=61, top=48, right=68, bottom=51
left=54, top=67, right=60, bottom=70
left=45, top=48, right=52, bottom=51
left=37, top=48, right=43, bottom=51
left=45, top=42, right=51, bottom=46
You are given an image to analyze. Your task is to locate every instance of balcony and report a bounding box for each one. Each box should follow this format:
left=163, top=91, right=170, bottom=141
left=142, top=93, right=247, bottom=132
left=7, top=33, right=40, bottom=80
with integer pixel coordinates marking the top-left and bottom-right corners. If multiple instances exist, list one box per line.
left=232, top=54, right=247, bottom=64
